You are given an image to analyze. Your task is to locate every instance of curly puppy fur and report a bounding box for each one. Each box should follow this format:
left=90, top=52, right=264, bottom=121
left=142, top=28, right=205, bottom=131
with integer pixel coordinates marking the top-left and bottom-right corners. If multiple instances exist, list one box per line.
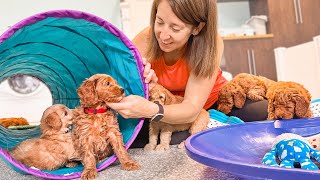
left=144, top=83, right=209, bottom=151
left=73, top=74, right=139, bottom=180
left=217, top=73, right=275, bottom=114
left=266, top=81, right=312, bottom=120
left=0, top=117, right=29, bottom=128
left=9, top=104, right=77, bottom=170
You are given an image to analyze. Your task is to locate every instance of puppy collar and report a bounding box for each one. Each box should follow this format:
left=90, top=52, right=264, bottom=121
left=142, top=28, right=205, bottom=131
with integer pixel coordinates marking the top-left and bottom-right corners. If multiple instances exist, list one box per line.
left=84, top=107, right=110, bottom=114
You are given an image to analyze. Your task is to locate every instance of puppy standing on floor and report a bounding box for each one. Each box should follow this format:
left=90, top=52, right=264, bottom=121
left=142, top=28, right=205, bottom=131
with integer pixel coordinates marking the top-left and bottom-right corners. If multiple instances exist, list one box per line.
left=73, top=74, right=140, bottom=180
left=144, top=83, right=209, bottom=151
left=9, top=104, right=78, bottom=170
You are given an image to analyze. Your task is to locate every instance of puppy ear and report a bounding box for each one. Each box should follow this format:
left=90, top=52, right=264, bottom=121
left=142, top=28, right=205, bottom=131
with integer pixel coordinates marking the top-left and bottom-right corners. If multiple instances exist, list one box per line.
left=41, top=112, right=62, bottom=131
left=163, top=88, right=173, bottom=105
left=293, top=94, right=310, bottom=118
left=77, top=77, right=99, bottom=105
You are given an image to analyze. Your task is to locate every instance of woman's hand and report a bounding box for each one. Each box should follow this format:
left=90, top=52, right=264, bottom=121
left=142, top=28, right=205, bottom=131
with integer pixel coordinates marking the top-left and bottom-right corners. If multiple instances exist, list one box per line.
left=143, top=58, right=158, bottom=84
left=107, top=95, right=159, bottom=119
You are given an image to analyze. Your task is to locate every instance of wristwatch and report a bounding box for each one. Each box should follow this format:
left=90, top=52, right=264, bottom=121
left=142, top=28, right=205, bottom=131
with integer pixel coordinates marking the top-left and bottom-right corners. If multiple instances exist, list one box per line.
left=150, top=101, right=164, bottom=122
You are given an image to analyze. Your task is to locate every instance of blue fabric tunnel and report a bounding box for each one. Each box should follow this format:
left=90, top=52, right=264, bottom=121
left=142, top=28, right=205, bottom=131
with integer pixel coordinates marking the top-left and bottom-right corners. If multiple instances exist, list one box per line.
left=0, top=10, right=146, bottom=179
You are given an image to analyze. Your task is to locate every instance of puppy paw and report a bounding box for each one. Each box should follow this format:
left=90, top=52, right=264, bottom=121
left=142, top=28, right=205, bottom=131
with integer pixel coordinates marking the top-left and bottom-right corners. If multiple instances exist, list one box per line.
left=217, top=104, right=232, bottom=114
left=144, top=143, right=156, bottom=151
left=178, top=141, right=185, bottom=149
left=248, top=94, right=264, bottom=101
left=65, top=162, right=78, bottom=168
left=122, top=160, right=140, bottom=171
left=155, top=144, right=170, bottom=151
left=81, top=168, right=97, bottom=180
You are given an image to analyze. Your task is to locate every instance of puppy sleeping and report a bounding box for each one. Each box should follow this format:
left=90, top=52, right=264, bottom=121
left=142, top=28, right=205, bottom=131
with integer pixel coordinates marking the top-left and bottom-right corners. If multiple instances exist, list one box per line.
left=73, top=74, right=140, bottom=180
left=217, top=73, right=275, bottom=114
left=9, top=104, right=78, bottom=170
left=0, top=117, right=29, bottom=128
left=144, top=83, right=209, bottom=151
left=266, top=81, right=312, bottom=120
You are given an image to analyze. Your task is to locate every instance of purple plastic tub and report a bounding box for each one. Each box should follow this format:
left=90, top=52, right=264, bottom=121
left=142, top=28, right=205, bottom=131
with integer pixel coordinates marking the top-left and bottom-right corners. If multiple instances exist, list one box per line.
left=185, top=118, right=320, bottom=180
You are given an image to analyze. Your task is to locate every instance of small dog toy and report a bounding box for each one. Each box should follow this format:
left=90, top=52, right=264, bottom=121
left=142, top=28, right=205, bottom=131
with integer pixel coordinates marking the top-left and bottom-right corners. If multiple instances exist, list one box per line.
left=262, top=133, right=320, bottom=170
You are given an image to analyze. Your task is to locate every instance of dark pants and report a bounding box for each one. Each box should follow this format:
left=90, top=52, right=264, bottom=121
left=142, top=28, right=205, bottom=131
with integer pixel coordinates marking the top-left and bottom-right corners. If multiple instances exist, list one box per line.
left=130, top=99, right=268, bottom=148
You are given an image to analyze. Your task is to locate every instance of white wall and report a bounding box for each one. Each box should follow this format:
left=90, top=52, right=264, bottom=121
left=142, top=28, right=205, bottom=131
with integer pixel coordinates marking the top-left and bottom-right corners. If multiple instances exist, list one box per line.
left=120, top=0, right=153, bottom=39
left=217, top=1, right=251, bottom=28
left=0, top=0, right=122, bottom=34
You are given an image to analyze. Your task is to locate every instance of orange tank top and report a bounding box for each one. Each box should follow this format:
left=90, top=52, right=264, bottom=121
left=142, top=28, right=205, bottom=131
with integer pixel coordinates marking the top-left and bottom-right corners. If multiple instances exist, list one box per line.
left=151, top=56, right=228, bottom=109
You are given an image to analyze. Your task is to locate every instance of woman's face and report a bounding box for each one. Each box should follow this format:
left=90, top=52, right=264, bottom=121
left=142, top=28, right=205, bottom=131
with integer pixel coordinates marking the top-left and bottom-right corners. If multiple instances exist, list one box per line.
left=154, top=0, right=194, bottom=54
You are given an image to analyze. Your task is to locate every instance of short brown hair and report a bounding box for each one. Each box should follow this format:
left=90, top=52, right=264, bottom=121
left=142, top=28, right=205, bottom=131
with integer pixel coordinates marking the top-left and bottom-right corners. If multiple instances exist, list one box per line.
left=147, top=0, right=219, bottom=78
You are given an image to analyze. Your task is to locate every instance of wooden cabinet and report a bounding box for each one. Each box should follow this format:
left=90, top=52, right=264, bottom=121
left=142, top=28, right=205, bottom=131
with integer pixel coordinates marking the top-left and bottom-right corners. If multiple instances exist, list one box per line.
left=221, top=0, right=320, bottom=81
left=295, top=0, right=320, bottom=42
left=223, top=37, right=277, bottom=81
left=249, top=0, right=320, bottom=47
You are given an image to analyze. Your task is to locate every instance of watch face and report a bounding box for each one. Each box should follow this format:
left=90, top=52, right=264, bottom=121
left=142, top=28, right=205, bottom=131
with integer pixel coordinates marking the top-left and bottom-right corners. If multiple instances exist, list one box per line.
left=8, top=75, right=41, bottom=94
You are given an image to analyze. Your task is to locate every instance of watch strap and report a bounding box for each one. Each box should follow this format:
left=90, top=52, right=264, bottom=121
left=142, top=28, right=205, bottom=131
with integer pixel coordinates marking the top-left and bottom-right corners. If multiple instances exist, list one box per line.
left=150, top=101, right=164, bottom=122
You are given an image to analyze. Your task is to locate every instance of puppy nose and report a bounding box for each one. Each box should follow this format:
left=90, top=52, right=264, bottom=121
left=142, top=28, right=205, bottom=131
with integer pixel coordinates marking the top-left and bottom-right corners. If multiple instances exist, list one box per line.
left=120, top=88, right=125, bottom=94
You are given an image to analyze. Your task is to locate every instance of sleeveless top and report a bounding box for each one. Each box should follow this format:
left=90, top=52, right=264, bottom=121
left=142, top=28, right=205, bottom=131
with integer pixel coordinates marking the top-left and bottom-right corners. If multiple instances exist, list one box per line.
left=151, top=56, right=228, bottom=109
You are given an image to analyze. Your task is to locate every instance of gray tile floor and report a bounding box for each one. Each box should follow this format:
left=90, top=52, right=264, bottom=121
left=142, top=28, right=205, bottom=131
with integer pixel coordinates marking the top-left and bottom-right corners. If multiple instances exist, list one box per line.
left=0, top=146, right=241, bottom=180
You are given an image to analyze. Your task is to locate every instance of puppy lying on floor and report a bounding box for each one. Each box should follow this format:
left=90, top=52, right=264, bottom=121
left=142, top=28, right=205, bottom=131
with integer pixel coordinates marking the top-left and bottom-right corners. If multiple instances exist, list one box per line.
left=73, top=74, right=140, bottom=180
left=266, top=81, right=312, bottom=120
left=217, top=73, right=275, bottom=114
left=9, top=104, right=78, bottom=170
left=144, top=83, right=209, bottom=151
left=0, top=117, right=29, bottom=128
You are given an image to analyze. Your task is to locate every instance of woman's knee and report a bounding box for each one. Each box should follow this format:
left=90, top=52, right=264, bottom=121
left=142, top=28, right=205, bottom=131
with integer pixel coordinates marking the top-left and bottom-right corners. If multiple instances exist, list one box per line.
left=228, top=99, right=268, bottom=122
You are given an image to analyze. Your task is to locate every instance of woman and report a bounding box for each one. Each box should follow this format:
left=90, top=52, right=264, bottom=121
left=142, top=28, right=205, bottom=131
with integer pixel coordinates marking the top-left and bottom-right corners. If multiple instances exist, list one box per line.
left=108, top=0, right=268, bottom=147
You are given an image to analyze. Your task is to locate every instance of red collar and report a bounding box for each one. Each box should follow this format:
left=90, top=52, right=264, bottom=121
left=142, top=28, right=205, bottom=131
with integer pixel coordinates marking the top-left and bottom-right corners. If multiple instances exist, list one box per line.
left=84, top=107, right=110, bottom=114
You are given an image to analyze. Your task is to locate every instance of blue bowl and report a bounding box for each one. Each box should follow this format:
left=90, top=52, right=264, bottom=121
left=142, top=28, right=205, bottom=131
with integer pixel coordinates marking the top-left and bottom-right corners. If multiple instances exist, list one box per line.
left=185, top=118, right=320, bottom=180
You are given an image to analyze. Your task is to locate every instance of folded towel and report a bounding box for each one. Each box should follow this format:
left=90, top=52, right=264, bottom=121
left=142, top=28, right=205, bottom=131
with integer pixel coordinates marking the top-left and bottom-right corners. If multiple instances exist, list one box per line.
left=207, top=109, right=244, bottom=128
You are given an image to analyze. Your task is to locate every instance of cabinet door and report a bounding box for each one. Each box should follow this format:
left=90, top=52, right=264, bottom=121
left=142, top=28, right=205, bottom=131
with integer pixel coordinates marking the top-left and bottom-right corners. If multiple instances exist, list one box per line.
left=267, top=0, right=301, bottom=47
left=223, top=38, right=277, bottom=81
left=296, top=0, right=320, bottom=41
left=246, top=39, right=277, bottom=81
left=223, top=40, right=251, bottom=77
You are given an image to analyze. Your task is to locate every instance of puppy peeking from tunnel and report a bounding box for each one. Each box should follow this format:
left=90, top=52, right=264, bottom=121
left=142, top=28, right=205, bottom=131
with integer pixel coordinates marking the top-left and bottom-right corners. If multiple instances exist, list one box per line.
left=73, top=74, right=140, bottom=180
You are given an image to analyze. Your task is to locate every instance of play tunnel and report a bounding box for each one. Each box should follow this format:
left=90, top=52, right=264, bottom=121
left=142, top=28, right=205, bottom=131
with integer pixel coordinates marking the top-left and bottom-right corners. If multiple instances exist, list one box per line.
left=0, top=10, right=146, bottom=179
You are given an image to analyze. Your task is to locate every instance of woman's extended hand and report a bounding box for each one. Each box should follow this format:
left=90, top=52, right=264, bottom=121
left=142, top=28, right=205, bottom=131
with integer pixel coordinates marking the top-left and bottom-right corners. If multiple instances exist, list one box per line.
left=142, top=58, right=158, bottom=84
left=107, top=95, right=158, bottom=119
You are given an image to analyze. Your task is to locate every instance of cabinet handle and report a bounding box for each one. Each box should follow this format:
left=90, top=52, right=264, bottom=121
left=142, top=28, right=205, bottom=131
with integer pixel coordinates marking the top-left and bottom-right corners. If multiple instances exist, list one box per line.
left=297, top=0, right=303, bottom=24
left=251, top=49, right=257, bottom=75
left=293, top=0, right=300, bottom=24
left=247, top=49, right=252, bottom=74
